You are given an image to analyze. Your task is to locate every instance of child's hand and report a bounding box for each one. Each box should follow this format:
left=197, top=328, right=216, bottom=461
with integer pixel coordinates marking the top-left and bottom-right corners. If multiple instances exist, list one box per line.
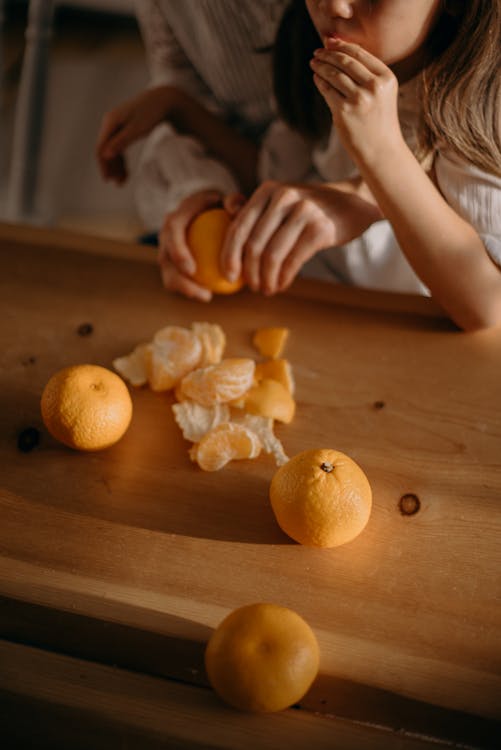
left=158, top=189, right=224, bottom=302
left=219, top=181, right=369, bottom=295
left=96, top=86, right=178, bottom=184
left=310, top=40, right=403, bottom=169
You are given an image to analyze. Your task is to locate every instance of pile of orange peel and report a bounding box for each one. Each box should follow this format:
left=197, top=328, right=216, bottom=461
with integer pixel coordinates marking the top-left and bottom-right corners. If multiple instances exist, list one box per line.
left=113, top=323, right=295, bottom=471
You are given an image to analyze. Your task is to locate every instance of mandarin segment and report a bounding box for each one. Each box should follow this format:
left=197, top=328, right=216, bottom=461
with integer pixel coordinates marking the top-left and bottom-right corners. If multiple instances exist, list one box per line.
left=147, top=326, right=202, bottom=391
left=113, top=343, right=149, bottom=387
left=205, top=603, right=319, bottom=712
left=172, top=400, right=231, bottom=443
left=254, top=358, right=295, bottom=395
left=231, top=412, right=289, bottom=466
left=111, top=320, right=296, bottom=470
left=242, top=378, right=296, bottom=424
left=191, top=321, right=226, bottom=366
left=252, top=327, right=289, bottom=359
left=189, top=422, right=261, bottom=471
left=179, top=358, right=255, bottom=406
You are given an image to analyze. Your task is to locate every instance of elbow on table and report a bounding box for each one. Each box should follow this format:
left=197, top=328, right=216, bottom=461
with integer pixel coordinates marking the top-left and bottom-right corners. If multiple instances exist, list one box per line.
left=455, top=295, right=501, bottom=332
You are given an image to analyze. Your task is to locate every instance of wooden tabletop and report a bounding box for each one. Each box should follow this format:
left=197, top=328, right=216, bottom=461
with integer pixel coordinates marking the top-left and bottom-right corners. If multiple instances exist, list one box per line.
left=1, top=222, right=500, bottom=749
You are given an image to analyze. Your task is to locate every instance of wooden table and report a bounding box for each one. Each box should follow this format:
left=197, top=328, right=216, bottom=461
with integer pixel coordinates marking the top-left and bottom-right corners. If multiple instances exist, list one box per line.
left=1, top=223, right=500, bottom=749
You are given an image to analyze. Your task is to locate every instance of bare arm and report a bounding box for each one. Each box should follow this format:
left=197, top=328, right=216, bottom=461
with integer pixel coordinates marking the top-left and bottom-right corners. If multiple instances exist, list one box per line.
left=169, top=89, right=259, bottom=195
left=312, top=40, right=501, bottom=331
left=97, top=85, right=258, bottom=193
left=359, top=139, right=501, bottom=330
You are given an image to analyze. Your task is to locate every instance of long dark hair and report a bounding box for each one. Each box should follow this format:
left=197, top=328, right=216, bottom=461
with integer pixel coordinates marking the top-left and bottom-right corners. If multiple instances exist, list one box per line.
left=272, top=0, right=330, bottom=141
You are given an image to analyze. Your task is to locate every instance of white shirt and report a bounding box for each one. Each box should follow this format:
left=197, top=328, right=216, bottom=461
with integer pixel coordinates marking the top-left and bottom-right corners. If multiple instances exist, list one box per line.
left=133, top=0, right=288, bottom=229
left=259, top=77, right=501, bottom=294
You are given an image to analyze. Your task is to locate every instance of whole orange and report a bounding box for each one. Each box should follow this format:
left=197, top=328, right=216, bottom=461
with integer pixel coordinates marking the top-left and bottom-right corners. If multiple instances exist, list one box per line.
left=205, top=602, right=319, bottom=712
left=187, top=208, right=244, bottom=294
left=41, top=364, right=133, bottom=451
left=270, top=449, right=372, bottom=548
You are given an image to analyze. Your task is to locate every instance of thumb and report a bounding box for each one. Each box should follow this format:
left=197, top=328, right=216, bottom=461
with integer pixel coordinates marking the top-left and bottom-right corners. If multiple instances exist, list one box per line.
left=223, top=192, right=246, bottom=217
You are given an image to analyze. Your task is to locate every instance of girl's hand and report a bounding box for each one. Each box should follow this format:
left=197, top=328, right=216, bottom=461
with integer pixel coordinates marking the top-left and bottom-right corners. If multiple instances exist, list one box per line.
left=219, top=180, right=379, bottom=295
left=310, top=40, right=403, bottom=168
left=158, top=189, right=224, bottom=302
left=96, top=86, right=179, bottom=184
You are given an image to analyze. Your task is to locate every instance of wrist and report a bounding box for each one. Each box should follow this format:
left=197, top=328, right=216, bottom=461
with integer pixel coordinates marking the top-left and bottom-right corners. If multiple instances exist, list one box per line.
left=355, top=134, right=409, bottom=176
left=150, top=84, right=185, bottom=124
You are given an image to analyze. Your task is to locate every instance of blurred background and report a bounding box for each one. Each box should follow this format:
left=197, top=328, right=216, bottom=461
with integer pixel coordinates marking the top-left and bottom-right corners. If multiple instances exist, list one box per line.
left=1, top=0, right=149, bottom=239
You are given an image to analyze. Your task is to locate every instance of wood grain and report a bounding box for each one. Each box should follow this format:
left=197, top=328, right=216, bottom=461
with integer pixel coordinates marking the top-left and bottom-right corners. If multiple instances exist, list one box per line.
left=1, top=223, right=500, bottom=745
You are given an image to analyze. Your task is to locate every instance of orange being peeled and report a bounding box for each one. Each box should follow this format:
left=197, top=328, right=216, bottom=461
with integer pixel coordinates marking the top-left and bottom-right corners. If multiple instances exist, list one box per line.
left=41, top=364, right=132, bottom=451
left=187, top=208, right=244, bottom=294
left=205, top=603, right=319, bottom=712
left=270, top=449, right=372, bottom=548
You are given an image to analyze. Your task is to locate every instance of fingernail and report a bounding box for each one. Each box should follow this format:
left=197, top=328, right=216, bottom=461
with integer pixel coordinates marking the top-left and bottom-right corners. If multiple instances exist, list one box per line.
left=226, top=270, right=238, bottom=282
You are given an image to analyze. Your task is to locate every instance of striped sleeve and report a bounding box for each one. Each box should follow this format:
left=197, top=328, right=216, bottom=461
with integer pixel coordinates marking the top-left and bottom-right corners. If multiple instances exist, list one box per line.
left=133, top=0, right=210, bottom=98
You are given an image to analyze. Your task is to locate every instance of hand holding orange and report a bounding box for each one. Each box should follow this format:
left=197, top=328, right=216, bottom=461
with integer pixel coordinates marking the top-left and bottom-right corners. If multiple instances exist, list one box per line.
left=205, top=603, right=319, bottom=712
left=270, top=448, right=372, bottom=548
left=41, top=364, right=132, bottom=451
left=187, top=208, right=244, bottom=294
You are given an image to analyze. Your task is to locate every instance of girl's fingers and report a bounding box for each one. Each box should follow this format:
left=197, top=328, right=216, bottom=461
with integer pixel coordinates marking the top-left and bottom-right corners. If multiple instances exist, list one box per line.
left=323, top=39, right=388, bottom=75
left=159, top=258, right=212, bottom=302
left=104, top=125, right=135, bottom=159
left=241, top=198, right=299, bottom=291
left=160, top=190, right=222, bottom=277
left=313, top=73, right=344, bottom=106
left=223, top=192, right=246, bottom=217
left=260, top=207, right=307, bottom=294
left=159, top=219, right=195, bottom=276
left=220, top=186, right=273, bottom=282
left=277, top=226, right=323, bottom=291
left=313, top=48, right=374, bottom=87
left=310, top=59, right=359, bottom=99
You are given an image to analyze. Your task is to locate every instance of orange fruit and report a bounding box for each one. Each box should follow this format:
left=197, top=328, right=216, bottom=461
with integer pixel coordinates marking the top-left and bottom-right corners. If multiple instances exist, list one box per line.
left=205, top=603, right=319, bottom=712
left=269, top=449, right=372, bottom=548
left=41, top=364, right=132, bottom=451
left=242, top=378, right=296, bottom=423
left=179, top=358, right=255, bottom=406
left=252, top=327, right=289, bottom=359
left=189, top=422, right=261, bottom=471
left=187, top=209, right=244, bottom=294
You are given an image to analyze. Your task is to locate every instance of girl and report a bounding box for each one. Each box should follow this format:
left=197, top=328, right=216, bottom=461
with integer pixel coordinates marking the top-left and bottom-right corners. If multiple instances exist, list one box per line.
left=204, top=0, right=500, bottom=330
left=96, top=0, right=289, bottom=299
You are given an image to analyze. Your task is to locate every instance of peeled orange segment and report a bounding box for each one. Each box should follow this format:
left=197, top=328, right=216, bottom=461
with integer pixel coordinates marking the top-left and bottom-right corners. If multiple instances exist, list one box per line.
left=254, top=358, right=295, bottom=395
left=113, top=343, right=149, bottom=387
left=179, top=358, right=255, bottom=406
left=187, top=209, right=244, bottom=295
left=231, top=412, right=289, bottom=466
left=242, top=378, right=296, bottom=424
left=191, top=322, right=226, bottom=366
left=146, top=326, right=202, bottom=391
left=189, top=422, right=262, bottom=471
left=172, top=400, right=231, bottom=443
left=252, top=327, right=289, bottom=359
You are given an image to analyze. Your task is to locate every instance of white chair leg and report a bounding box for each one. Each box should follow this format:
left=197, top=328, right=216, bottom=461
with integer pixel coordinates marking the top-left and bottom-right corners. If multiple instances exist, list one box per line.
left=6, top=0, right=55, bottom=222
